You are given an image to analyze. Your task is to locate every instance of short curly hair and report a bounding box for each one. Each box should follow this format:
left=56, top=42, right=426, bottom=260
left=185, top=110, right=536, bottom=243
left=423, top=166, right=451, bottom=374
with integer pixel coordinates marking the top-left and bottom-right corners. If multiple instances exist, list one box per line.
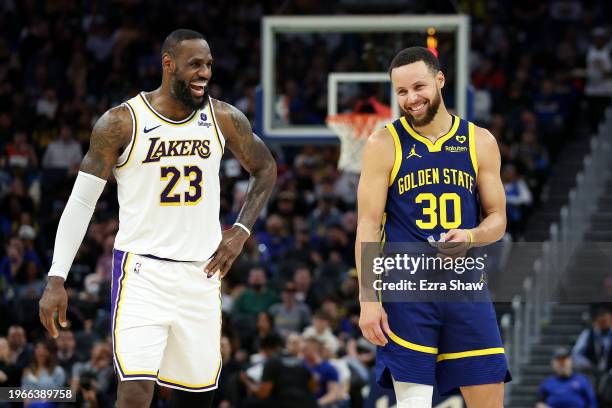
left=389, top=46, right=440, bottom=75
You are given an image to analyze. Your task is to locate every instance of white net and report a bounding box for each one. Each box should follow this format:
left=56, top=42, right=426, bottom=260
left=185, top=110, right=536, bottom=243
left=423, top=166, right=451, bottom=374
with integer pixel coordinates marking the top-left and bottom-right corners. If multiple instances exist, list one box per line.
left=326, top=113, right=389, bottom=173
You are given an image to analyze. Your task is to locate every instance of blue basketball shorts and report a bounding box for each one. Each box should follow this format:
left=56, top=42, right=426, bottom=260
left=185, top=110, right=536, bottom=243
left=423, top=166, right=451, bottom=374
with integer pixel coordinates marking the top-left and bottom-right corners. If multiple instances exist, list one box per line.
left=376, top=301, right=511, bottom=395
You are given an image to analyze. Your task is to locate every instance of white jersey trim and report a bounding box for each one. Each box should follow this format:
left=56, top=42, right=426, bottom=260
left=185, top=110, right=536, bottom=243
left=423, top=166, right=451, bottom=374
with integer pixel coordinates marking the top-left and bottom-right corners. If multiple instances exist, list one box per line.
left=116, top=102, right=137, bottom=169
left=139, top=92, right=197, bottom=125
left=208, top=96, right=226, bottom=153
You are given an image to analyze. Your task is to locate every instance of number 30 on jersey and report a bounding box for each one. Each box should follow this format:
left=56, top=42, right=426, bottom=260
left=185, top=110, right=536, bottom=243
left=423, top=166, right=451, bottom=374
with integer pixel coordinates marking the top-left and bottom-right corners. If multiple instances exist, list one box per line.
left=160, top=165, right=203, bottom=206
left=415, top=192, right=461, bottom=229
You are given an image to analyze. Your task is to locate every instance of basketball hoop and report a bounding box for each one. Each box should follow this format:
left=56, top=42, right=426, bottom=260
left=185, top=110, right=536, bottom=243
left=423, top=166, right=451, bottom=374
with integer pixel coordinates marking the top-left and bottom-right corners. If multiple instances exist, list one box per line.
left=326, top=113, right=389, bottom=173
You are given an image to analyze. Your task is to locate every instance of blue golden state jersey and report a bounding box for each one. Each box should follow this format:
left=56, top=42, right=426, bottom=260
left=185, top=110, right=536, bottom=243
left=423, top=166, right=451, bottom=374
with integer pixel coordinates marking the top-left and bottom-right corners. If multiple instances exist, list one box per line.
left=383, top=115, right=479, bottom=243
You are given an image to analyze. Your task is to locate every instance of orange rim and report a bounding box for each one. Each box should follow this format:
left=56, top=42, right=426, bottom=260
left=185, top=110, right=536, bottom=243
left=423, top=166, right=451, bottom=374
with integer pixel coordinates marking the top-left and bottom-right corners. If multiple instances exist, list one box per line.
left=326, top=113, right=388, bottom=139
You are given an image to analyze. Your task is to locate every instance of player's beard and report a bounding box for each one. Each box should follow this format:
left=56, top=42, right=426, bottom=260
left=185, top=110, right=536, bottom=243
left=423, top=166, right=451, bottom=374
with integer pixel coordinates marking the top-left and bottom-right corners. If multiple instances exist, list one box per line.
left=402, top=90, right=441, bottom=127
left=170, top=76, right=209, bottom=111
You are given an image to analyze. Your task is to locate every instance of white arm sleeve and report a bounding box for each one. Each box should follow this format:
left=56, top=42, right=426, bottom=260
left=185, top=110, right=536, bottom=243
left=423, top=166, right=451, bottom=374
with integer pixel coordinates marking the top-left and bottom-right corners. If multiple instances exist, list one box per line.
left=48, top=171, right=107, bottom=280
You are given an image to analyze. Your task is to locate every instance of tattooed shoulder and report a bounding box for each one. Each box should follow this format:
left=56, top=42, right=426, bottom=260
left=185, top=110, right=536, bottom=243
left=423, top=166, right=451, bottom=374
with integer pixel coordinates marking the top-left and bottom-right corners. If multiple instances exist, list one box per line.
left=80, top=104, right=133, bottom=179
left=212, top=99, right=253, bottom=141
left=92, top=105, right=133, bottom=149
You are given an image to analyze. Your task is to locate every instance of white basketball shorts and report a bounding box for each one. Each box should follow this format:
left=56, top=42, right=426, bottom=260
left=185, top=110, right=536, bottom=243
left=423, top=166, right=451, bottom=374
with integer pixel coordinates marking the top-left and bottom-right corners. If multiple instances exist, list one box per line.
left=110, top=249, right=221, bottom=392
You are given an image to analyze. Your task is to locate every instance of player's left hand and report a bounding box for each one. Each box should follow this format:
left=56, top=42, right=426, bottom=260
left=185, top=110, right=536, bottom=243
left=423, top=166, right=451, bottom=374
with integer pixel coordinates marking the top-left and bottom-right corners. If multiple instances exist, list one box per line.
left=437, top=229, right=471, bottom=257
left=205, top=226, right=249, bottom=278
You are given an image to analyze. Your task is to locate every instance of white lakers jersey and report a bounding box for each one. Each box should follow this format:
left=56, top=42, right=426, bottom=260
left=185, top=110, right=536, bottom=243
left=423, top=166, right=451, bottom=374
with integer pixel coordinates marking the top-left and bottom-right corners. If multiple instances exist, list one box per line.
left=112, top=92, right=224, bottom=261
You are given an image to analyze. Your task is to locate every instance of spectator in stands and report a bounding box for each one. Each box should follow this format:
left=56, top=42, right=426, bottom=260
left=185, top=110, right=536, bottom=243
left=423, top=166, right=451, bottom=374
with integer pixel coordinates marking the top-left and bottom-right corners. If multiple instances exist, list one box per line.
left=303, top=310, right=340, bottom=356
left=572, top=306, right=612, bottom=383
left=269, top=281, right=312, bottom=337
left=515, top=129, right=550, bottom=184
left=294, top=265, right=323, bottom=311
left=322, top=342, right=351, bottom=407
left=41, top=124, right=83, bottom=174
left=4, top=131, right=38, bottom=170
left=537, top=347, right=597, bottom=408
left=585, top=27, right=612, bottom=132
left=6, top=325, right=32, bottom=376
left=319, top=297, right=343, bottom=334
left=502, top=163, right=533, bottom=237
left=56, top=329, right=79, bottom=381
left=281, top=228, right=316, bottom=276
left=0, top=178, right=35, bottom=238
left=245, top=311, right=280, bottom=355
left=303, top=336, right=341, bottom=408
left=232, top=266, right=280, bottom=332
left=256, top=213, right=294, bottom=262
left=308, top=183, right=342, bottom=238
left=215, top=335, right=243, bottom=408
left=0, top=337, right=21, bottom=387
left=35, top=88, right=59, bottom=121
left=17, top=225, right=43, bottom=271
left=344, top=337, right=376, bottom=387
left=71, top=341, right=114, bottom=402
left=533, top=79, right=566, bottom=155
left=21, top=339, right=66, bottom=390
left=83, top=233, right=114, bottom=304
left=320, top=222, right=352, bottom=267
left=286, top=332, right=304, bottom=358
left=0, top=237, right=24, bottom=284
left=14, top=242, right=44, bottom=300
left=242, top=333, right=317, bottom=408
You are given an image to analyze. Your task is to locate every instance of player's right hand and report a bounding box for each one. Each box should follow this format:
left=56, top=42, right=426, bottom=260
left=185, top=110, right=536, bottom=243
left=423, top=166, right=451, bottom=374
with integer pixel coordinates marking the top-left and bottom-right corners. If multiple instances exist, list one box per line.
left=39, top=276, right=68, bottom=338
left=359, top=301, right=391, bottom=346
left=205, top=225, right=249, bottom=278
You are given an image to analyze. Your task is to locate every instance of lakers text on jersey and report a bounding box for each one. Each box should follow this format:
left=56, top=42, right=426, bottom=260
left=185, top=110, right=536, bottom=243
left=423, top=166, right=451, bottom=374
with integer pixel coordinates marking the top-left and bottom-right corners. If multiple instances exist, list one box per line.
left=113, top=92, right=224, bottom=262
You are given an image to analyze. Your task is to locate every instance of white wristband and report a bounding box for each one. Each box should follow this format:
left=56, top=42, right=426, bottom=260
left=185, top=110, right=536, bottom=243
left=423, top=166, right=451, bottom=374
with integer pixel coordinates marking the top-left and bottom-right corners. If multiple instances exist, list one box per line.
left=233, top=222, right=251, bottom=236
left=48, top=171, right=106, bottom=280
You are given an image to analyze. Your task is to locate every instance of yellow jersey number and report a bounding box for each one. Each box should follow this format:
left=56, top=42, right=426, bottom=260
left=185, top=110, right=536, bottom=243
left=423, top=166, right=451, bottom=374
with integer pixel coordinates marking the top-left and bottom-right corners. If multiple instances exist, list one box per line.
left=415, top=192, right=461, bottom=229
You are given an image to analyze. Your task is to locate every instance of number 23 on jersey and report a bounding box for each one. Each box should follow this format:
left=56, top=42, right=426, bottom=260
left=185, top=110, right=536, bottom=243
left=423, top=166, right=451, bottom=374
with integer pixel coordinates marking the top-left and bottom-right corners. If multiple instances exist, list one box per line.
left=160, top=165, right=203, bottom=206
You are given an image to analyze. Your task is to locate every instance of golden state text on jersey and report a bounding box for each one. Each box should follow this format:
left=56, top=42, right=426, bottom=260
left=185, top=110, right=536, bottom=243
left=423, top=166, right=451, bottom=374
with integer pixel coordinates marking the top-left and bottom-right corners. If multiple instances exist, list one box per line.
left=383, top=115, right=479, bottom=243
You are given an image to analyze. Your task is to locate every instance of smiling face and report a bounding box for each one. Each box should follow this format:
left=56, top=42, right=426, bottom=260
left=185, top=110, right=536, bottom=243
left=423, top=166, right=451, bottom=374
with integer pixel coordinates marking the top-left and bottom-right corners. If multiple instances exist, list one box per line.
left=391, top=60, right=444, bottom=127
left=164, top=38, right=213, bottom=110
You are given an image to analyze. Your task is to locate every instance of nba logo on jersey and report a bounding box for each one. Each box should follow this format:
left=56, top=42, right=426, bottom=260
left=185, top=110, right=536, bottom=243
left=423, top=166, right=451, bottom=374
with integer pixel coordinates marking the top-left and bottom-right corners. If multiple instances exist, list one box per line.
left=133, top=262, right=141, bottom=274
left=198, top=112, right=211, bottom=128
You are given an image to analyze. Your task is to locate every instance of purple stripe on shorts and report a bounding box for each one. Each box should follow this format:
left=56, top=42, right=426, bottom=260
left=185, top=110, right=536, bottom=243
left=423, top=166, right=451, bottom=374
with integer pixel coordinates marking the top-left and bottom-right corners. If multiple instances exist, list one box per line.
left=122, top=373, right=158, bottom=380
left=110, top=249, right=125, bottom=329
left=111, top=249, right=126, bottom=377
left=156, top=377, right=219, bottom=391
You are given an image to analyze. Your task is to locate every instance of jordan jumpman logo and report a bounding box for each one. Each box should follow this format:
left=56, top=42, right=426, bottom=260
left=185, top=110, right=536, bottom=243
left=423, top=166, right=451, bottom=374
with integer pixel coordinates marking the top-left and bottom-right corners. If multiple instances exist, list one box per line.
left=406, top=144, right=423, bottom=159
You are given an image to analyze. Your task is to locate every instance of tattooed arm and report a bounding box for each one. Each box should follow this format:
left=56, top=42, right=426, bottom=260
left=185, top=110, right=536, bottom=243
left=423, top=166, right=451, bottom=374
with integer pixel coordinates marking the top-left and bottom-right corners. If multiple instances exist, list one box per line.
left=205, top=100, right=277, bottom=277
left=214, top=100, right=277, bottom=229
left=40, top=105, right=132, bottom=338
left=79, top=105, right=133, bottom=178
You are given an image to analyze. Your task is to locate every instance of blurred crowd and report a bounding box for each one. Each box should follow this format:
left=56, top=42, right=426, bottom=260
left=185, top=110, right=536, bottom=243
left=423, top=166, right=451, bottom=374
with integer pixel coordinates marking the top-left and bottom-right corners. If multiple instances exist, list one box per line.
left=1, top=0, right=612, bottom=407
left=537, top=306, right=612, bottom=408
